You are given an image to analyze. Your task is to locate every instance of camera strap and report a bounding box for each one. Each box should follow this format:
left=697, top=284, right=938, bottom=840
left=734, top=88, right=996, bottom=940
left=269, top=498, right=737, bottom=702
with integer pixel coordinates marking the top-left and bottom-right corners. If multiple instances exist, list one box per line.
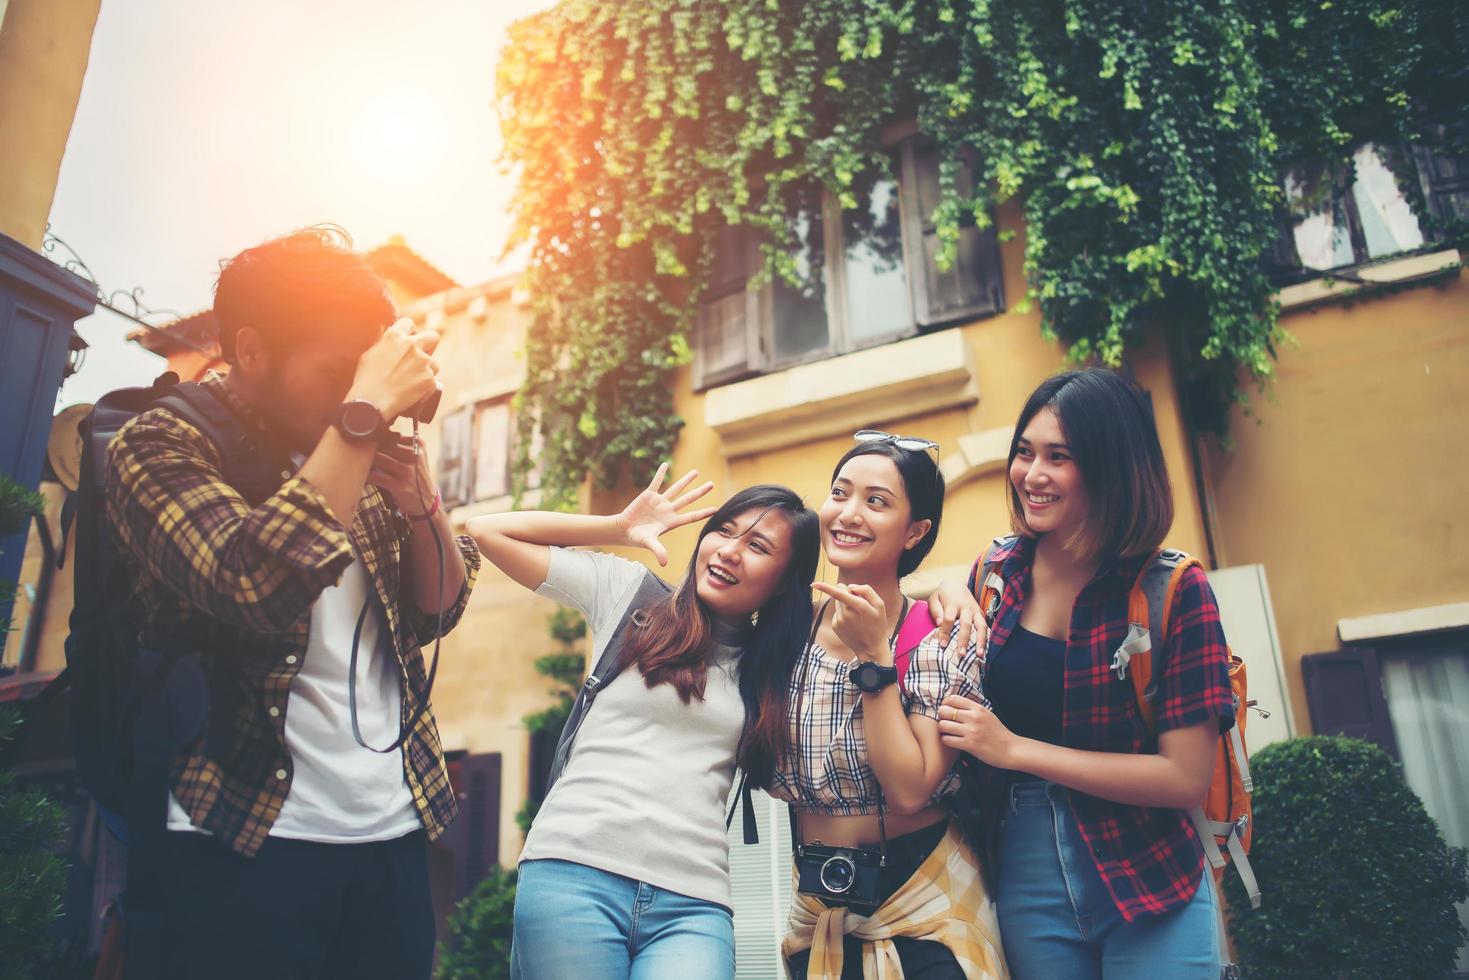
left=791, top=593, right=910, bottom=866
left=349, top=421, right=447, bottom=754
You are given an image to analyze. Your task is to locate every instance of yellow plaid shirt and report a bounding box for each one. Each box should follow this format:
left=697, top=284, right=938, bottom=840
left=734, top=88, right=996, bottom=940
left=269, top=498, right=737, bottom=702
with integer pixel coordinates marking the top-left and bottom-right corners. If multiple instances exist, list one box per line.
left=104, top=375, right=480, bottom=857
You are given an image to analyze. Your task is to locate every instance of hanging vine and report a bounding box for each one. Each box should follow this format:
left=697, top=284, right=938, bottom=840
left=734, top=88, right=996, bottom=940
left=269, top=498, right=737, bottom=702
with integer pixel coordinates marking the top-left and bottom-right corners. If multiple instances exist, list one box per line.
left=498, top=0, right=1466, bottom=506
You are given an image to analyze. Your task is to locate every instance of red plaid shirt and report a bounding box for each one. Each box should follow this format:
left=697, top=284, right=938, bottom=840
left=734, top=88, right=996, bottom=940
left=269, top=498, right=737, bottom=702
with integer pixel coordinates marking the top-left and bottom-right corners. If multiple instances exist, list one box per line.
left=977, top=535, right=1234, bottom=920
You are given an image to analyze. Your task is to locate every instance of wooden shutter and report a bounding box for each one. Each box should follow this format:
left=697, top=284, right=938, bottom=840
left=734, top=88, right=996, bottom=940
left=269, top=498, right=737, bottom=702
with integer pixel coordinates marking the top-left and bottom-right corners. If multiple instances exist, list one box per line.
left=694, top=225, right=763, bottom=391
left=525, top=725, right=559, bottom=810
left=437, top=406, right=474, bottom=509
left=472, top=401, right=512, bottom=501
left=1411, top=139, right=1469, bottom=236
left=440, top=752, right=503, bottom=902
left=1301, top=647, right=1399, bottom=759
left=902, top=141, right=1005, bottom=326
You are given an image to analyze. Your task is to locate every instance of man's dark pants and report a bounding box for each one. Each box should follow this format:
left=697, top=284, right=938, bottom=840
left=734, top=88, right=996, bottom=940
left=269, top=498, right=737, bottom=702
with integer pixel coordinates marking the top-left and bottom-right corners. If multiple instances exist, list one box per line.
left=126, top=828, right=435, bottom=979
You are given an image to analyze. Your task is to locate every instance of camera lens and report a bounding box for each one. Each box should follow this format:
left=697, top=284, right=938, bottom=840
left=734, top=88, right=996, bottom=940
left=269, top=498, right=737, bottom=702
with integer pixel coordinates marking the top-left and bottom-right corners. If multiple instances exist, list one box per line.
left=819, top=855, right=856, bottom=894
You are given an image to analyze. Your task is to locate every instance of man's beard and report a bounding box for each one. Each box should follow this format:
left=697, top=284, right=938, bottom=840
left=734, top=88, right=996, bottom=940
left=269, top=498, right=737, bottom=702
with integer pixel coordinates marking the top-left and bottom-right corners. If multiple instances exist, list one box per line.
left=250, top=369, right=325, bottom=454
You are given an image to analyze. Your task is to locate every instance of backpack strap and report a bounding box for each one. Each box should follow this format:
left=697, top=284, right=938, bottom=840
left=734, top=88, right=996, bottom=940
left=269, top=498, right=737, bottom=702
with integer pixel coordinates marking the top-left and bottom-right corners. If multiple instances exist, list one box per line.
left=893, top=600, right=937, bottom=694
left=544, top=572, right=673, bottom=798
left=151, top=383, right=283, bottom=505
left=724, top=768, right=758, bottom=845
left=970, top=534, right=1017, bottom=627
left=1114, top=549, right=1202, bottom=732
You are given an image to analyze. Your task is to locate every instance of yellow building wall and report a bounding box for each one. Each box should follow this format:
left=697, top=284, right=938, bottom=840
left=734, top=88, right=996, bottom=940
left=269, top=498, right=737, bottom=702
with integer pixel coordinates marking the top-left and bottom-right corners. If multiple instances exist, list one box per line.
left=0, top=0, right=102, bottom=248
left=1204, top=262, right=1469, bottom=732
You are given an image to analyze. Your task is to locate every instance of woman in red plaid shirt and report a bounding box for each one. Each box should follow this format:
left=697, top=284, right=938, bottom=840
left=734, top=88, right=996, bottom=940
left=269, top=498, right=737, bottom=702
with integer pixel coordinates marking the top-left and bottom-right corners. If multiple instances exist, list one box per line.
left=939, top=369, right=1235, bottom=979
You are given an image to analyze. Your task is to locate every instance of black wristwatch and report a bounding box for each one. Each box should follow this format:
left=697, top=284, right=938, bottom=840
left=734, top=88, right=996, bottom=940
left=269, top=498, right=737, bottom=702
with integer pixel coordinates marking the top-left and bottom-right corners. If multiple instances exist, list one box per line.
left=335, top=399, right=386, bottom=442
left=850, top=660, right=900, bottom=694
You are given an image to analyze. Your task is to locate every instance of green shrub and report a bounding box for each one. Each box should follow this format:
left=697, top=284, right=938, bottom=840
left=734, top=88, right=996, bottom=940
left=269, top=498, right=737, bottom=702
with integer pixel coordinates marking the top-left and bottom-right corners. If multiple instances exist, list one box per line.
left=1225, top=735, right=1469, bottom=979
left=0, top=707, right=69, bottom=980
left=0, top=475, right=45, bottom=634
left=436, top=865, right=517, bottom=980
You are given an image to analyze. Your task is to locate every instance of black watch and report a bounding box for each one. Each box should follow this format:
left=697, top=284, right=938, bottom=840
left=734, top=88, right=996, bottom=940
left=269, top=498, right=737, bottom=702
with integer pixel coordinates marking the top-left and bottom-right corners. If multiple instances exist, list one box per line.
left=850, top=660, right=899, bottom=694
left=335, top=399, right=386, bottom=442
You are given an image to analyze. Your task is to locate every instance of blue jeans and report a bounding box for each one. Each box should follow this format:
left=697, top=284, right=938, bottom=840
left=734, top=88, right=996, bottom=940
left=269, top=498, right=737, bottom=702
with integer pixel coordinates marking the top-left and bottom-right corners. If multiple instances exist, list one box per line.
left=996, top=781, right=1222, bottom=979
left=510, top=859, right=735, bottom=980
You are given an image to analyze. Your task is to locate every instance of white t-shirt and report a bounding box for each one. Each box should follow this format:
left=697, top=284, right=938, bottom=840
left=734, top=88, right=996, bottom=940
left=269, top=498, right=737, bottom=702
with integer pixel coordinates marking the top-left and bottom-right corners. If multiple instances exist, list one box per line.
left=520, top=548, right=749, bottom=909
left=167, top=557, right=421, bottom=842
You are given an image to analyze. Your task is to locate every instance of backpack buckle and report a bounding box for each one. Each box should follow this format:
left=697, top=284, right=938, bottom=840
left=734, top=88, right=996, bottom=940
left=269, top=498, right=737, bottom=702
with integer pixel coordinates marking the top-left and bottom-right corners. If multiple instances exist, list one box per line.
left=1111, top=623, right=1150, bottom=680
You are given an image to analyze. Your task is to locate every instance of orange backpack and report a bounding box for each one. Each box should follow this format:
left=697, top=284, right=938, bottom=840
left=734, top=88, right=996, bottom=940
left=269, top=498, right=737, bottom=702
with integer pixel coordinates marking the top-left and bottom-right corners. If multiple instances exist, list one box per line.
left=973, top=538, right=1262, bottom=910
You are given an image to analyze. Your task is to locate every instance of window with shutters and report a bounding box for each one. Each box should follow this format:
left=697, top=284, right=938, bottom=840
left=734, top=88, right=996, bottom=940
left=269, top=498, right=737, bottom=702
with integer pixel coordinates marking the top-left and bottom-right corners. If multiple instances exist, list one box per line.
left=694, top=133, right=1004, bottom=391
left=438, top=397, right=541, bottom=509
left=1274, top=140, right=1469, bottom=283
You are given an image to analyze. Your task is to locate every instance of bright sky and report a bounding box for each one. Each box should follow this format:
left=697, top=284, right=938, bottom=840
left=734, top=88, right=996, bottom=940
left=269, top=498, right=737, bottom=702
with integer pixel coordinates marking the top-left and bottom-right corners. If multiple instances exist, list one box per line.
left=49, top=0, right=555, bottom=408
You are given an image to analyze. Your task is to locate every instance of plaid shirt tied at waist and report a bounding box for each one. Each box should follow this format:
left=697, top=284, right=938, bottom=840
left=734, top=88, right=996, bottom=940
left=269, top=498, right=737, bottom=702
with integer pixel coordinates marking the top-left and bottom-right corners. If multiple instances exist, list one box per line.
left=979, top=534, right=1234, bottom=921
left=104, top=375, right=480, bottom=857
left=782, top=822, right=1007, bottom=979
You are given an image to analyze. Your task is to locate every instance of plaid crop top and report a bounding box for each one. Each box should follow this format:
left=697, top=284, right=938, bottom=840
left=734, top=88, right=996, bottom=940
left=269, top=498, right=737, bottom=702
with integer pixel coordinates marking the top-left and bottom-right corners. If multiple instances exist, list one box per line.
left=769, top=616, right=986, bottom=816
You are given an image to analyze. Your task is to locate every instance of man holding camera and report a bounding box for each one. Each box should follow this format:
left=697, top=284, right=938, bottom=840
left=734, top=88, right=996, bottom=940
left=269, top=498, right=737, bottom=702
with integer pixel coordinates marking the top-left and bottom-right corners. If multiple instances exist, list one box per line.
left=104, top=228, right=479, bottom=978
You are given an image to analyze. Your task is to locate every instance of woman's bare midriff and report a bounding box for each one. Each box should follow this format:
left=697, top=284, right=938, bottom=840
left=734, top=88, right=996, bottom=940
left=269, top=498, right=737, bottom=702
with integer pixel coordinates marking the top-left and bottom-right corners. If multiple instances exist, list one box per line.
left=797, top=804, right=949, bottom=848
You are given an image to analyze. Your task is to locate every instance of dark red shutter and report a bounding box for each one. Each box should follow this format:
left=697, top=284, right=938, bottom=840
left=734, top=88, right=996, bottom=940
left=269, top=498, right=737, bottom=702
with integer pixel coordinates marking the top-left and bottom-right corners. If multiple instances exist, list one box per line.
left=527, top=726, right=559, bottom=808
left=441, top=752, right=502, bottom=902
left=1301, top=647, right=1399, bottom=759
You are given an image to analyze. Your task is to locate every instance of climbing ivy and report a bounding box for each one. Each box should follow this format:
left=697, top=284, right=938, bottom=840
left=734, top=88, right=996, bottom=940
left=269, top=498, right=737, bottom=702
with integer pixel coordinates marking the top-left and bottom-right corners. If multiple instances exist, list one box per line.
left=498, top=0, right=1466, bottom=504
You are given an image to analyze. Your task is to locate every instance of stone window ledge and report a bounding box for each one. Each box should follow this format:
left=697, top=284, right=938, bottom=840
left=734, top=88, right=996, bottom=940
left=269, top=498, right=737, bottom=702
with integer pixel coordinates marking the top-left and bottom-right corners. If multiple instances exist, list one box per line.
left=1338, top=602, right=1469, bottom=644
left=1275, top=248, right=1462, bottom=313
left=703, top=330, right=979, bottom=458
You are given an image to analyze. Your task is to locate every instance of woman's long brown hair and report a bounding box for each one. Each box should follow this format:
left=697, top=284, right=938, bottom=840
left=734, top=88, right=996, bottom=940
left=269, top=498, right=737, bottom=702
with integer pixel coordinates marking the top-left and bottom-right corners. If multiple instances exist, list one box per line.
left=618, top=484, right=819, bottom=788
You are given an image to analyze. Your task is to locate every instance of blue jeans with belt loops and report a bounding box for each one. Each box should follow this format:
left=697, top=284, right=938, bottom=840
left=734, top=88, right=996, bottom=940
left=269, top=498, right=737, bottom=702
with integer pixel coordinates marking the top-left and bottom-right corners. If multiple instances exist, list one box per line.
left=996, top=781, right=1222, bottom=980
left=510, top=858, right=735, bottom=980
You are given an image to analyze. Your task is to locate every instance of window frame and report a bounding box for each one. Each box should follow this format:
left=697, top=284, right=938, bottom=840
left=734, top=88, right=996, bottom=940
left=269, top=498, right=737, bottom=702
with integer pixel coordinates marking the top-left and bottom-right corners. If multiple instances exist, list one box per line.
left=436, top=395, right=539, bottom=510
left=693, top=130, right=1005, bottom=392
left=1275, top=139, right=1468, bottom=284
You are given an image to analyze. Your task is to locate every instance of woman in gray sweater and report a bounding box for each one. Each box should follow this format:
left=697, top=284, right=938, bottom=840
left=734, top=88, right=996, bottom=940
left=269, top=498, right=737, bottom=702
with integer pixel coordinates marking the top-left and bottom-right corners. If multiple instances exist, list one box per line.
left=468, top=466, right=820, bottom=980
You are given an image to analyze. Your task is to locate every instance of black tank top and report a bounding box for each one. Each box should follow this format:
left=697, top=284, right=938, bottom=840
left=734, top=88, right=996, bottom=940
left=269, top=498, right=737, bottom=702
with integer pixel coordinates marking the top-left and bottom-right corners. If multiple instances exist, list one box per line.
left=986, top=625, right=1065, bottom=778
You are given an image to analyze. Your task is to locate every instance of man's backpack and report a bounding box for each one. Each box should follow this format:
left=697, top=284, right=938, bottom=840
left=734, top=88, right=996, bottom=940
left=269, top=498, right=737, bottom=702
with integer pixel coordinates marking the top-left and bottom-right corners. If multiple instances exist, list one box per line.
left=972, top=536, right=1262, bottom=910
left=60, top=372, right=279, bottom=832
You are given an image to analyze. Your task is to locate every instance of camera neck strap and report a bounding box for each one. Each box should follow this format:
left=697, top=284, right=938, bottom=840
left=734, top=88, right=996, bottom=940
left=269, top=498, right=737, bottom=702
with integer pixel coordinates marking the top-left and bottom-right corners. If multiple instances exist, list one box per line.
left=791, top=593, right=910, bottom=865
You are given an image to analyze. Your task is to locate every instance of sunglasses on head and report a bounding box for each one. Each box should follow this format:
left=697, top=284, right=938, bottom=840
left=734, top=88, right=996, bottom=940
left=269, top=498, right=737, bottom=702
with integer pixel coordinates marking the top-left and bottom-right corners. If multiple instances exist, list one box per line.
left=853, top=429, right=940, bottom=456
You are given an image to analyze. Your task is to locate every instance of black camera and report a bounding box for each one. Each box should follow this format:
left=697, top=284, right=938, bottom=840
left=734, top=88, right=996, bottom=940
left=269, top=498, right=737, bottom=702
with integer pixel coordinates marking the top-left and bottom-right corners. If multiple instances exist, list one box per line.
left=796, top=841, right=885, bottom=915
left=404, top=387, right=442, bottom=425
left=376, top=389, right=443, bottom=458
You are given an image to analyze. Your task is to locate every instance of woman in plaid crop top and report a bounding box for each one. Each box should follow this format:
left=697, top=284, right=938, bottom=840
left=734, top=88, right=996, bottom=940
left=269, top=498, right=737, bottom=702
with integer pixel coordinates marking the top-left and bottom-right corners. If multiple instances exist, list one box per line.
left=771, top=434, right=1006, bottom=980
left=939, top=370, right=1235, bottom=979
